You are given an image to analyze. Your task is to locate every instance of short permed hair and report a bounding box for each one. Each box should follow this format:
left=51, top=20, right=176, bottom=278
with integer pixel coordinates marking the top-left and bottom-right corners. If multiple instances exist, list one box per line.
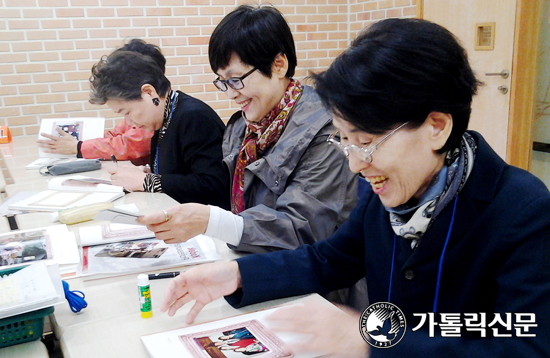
left=89, top=50, right=170, bottom=105
left=209, top=5, right=297, bottom=78
left=314, top=18, right=481, bottom=153
left=116, top=39, right=166, bottom=74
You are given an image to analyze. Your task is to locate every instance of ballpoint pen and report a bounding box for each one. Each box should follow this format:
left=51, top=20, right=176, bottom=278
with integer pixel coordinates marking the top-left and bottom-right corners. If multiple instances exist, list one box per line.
left=111, top=154, right=117, bottom=166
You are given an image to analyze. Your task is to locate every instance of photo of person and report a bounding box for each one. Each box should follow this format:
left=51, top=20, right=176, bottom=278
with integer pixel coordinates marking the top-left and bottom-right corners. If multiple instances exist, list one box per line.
left=0, top=230, right=50, bottom=267
left=179, top=320, right=291, bottom=358
left=94, top=241, right=167, bottom=258
left=53, top=121, right=84, bottom=140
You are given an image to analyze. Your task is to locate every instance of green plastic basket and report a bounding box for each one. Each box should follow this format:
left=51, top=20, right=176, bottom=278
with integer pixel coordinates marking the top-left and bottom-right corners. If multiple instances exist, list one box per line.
left=0, top=265, right=55, bottom=348
left=0, top=306, right=54, bottom=348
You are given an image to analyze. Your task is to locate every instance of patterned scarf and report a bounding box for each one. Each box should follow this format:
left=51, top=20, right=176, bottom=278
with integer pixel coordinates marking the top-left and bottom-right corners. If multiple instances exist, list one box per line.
left=388, top=132, right=476, bottom=248
left=231, top=79, right=303, bottom=214
left=153, top=90, right=178, bottom=173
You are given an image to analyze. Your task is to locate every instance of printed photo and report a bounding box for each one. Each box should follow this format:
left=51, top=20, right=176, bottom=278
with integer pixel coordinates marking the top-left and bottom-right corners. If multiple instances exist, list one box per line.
left=94, top=241, right=168, bottom=258
left=52, top=121, right=84, bottom=140
left=0, top=230, right=51, bottom=267
left=61, top=178, right=112, bottom=188
left=180, top=320, right=293, bottom=358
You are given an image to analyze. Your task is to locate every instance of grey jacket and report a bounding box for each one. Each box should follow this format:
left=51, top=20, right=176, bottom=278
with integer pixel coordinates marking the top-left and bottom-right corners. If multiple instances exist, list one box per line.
left=222, top=85, right=358, bottom=253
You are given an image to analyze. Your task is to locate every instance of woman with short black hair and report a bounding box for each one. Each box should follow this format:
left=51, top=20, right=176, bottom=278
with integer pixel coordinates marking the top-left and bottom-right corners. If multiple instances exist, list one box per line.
left=155, top=18, right=550, bottom=357
left=139, top=5, right=357, bottom=256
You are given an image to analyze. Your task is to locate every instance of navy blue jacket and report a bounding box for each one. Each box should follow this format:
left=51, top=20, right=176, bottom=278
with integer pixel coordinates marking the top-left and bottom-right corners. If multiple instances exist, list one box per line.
left=227, top=132, right=550, bottom=357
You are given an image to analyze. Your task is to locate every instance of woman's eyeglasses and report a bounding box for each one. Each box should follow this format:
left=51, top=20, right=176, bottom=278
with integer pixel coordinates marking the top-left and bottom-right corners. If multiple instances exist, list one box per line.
left=213, top=68, right=257, bottom=92
left=327, top=122, right=409, bottom=163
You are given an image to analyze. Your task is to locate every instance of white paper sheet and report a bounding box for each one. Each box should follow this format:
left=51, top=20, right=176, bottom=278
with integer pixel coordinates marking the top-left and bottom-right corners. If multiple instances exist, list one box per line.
left=141, top=294, right=334, bottom=358
left=0, top=262, right=65, bottom=319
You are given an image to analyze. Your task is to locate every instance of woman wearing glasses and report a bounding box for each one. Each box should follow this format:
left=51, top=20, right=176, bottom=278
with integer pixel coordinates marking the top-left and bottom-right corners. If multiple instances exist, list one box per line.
left=156, top=18, right=550, bottom=357
left=90, top=43, right=229, bottom=208
left=139, top=5, right=357, bottom=256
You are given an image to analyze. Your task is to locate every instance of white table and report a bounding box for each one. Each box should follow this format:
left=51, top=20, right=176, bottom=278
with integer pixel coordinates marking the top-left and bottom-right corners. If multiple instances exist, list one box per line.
left=0, top=136, right=259, bottom=358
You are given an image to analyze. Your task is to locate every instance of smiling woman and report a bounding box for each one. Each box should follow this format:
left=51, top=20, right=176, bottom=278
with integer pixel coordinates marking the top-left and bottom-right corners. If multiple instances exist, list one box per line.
left=147, top=18, right=550, bottom=358
left=138, top=5, right=358, bottom=258
left=88, top=44, right=229, bottom=208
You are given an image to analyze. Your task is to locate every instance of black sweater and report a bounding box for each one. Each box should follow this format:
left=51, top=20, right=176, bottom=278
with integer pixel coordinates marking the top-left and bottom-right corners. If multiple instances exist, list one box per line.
left=150, top=91, right=229, bottom=209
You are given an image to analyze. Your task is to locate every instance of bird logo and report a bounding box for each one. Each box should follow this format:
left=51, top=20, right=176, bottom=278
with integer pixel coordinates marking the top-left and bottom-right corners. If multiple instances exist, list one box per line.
left=359, top=302, right=406, bottom=348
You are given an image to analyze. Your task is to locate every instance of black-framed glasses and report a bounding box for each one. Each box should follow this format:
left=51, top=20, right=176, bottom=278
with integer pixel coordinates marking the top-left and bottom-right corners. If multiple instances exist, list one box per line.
left=213, top=68, right=257, bottom=92
left=327, top=122, right=409, bottom=163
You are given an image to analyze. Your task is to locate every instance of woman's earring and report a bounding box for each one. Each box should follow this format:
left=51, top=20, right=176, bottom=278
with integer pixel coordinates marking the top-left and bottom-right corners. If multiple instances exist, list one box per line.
left=152, top=98, right=160, bottom=106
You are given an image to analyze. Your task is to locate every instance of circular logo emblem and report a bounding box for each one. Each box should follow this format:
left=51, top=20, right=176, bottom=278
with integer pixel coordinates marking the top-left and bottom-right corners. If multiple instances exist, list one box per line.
left=359, top=302, right=406, bottom=348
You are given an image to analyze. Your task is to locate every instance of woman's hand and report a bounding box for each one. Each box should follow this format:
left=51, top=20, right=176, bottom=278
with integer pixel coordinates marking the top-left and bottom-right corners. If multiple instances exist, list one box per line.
left=137, top=203, right=210, bottom=244
left=266, top=299, right=370, bottom=358
left=36, top=128, right=78, bottom=155
left=160, top=260, right=241, bottom=324
left=108, top=165, right=147, bottom=191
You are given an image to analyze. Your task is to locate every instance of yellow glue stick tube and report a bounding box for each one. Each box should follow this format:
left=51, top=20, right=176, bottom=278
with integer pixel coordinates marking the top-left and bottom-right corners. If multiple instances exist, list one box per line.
left=138, top=274, right=153, bottom=318
left=57, top=202, right=114, bottom=225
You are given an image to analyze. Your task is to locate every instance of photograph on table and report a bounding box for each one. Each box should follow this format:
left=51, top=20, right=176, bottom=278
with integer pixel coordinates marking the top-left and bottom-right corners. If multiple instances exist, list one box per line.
left=81, top=235, right=222, bottom=279
left=94, top=241, right=168, bottom=258
left=0, top=229, right=51, bottom=267
left=180, top=320, right=291, bottom=358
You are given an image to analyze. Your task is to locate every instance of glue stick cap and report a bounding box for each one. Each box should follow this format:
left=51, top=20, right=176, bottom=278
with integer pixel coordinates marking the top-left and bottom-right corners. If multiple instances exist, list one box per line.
left=137, top=274, right=149, bottom=286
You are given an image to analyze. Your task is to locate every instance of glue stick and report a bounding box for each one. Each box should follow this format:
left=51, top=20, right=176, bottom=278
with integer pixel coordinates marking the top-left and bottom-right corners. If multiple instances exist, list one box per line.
left=55, top=202, right=114, bottom=225
left=137, top=274, right=153, bottom=318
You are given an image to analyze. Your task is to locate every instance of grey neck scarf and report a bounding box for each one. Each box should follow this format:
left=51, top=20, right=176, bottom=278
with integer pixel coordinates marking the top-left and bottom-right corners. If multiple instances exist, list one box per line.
left=388, top=132, right=477, bottom=248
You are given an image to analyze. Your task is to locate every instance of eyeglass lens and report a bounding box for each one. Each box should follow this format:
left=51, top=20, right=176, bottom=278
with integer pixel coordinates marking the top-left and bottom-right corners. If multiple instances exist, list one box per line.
left=214, top=68, right=256, bottom=92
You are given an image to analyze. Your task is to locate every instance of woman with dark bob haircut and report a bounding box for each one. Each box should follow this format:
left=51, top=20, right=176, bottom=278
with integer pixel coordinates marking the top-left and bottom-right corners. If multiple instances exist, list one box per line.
left=139, top=5, right=357, bottom=257
left=90, top=42, right=229, bottom=208
left=153, top=18, right=550, bottom=357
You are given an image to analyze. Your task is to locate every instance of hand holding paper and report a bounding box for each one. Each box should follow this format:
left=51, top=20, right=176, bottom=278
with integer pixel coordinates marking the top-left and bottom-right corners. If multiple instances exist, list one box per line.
left=37, top=127, right=79, bottom=155
left=137, top=203, right=210, bottom=244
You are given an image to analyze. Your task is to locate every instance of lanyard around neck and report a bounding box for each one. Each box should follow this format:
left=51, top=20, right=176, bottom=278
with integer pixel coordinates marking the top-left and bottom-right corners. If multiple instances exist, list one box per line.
left=155, top=92, right=177, bottom=175
left=387, top=195, right=459, bottom=314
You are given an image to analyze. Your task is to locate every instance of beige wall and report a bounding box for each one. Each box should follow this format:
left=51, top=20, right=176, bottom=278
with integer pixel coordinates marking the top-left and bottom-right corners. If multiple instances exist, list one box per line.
left=0, top=0, right=417, bottom=137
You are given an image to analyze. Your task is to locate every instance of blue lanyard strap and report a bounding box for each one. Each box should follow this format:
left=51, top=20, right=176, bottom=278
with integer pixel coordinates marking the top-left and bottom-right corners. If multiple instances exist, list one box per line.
left=387, top=195, right=459, bottom=314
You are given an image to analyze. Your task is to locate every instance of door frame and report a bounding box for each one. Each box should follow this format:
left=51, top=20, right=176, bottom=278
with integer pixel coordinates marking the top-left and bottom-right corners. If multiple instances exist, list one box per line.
left=417, top=0, right=542, bottom=170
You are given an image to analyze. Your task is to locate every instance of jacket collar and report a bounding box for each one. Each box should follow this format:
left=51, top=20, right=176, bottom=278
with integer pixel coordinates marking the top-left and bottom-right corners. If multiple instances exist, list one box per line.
left=404, top=131, right=507, bottom=266
left=225, top=86, right=333, bottom=193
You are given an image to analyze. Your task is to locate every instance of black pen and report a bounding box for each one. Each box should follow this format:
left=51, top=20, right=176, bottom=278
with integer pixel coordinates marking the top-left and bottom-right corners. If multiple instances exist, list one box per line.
left=148, top=272, right=180, bottom=280
left=110, top=154, right=117, bottom=166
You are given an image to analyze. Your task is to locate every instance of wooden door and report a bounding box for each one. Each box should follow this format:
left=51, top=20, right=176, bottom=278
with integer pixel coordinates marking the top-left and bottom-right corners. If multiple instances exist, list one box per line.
left=422, top=0, right=517, bottom=159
